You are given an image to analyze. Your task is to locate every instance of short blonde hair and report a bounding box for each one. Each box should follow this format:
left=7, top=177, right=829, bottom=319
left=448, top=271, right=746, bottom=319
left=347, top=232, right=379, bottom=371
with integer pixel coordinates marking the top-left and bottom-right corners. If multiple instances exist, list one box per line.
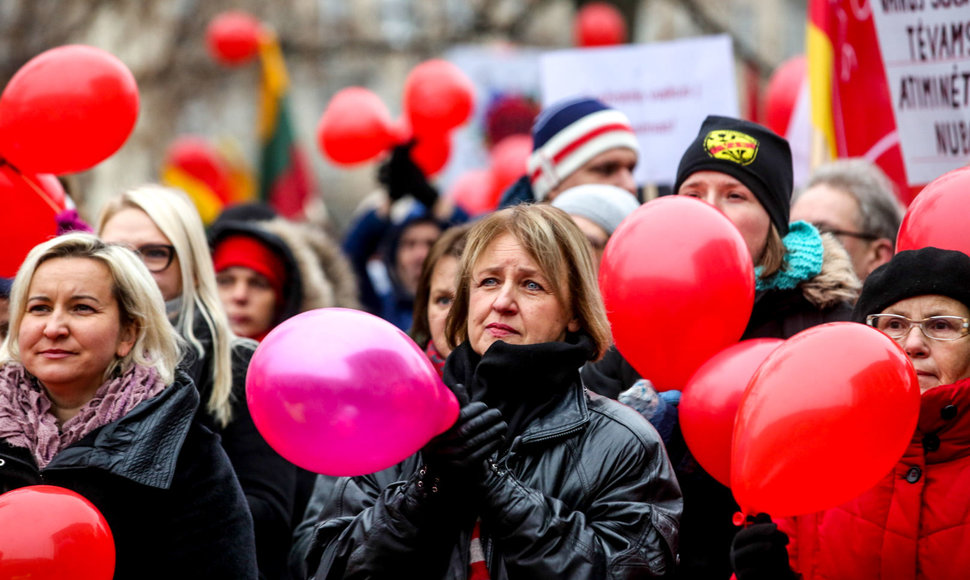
left=98, top=185, right=236, bottom=426
left=444, top=204, right=611, bottom=360
left=0, top=233, right=179, bottom=384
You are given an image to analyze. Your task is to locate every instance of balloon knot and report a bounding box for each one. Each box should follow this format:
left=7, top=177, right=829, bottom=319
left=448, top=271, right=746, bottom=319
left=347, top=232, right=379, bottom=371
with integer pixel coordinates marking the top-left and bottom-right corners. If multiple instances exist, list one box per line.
left=732, top=511, right=747, bottom=527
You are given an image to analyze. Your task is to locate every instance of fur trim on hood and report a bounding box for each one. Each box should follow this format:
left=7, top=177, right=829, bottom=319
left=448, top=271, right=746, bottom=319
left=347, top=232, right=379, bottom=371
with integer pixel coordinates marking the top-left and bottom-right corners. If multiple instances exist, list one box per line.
left=259, top=218, right=339, bottom=313
left=293, top=223, right=360, bottom=310
left=800, top=232, right=861, bottom=309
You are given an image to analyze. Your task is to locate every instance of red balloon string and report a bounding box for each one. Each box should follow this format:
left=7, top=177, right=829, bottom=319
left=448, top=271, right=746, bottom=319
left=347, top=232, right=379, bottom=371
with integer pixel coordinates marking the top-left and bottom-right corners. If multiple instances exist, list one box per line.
left=5, top=162, right=62, bottom=214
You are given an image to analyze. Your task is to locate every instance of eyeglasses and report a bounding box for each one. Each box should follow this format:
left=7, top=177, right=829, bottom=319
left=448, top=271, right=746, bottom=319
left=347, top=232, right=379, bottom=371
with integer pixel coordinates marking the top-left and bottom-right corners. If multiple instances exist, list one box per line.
left=132, top=244, right=176, bottom=273
left=866, top=314, right=970, bottom=341
left=812, top=224, right=879, bottom=241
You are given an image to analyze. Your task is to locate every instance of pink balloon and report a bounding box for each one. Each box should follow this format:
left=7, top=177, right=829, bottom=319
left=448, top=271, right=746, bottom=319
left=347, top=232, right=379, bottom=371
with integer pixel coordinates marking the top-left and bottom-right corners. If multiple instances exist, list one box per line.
left=246, top=308, right=460, bottom=476
left=680, top=338, right=783, bottom=487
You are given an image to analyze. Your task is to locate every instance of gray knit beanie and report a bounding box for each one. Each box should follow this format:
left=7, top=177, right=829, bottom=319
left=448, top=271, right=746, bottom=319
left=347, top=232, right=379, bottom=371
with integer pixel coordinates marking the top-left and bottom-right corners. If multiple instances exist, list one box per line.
left=551, top=184, right=641, bottom=236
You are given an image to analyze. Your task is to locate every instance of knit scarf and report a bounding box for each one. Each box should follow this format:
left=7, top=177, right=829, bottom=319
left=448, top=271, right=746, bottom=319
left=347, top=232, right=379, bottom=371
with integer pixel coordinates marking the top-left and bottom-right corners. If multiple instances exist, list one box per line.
left=755, top=220, right=824, bottom=292
left=425, top=340, right=447, bottom=377
left=0, top=363, right=165, bottom=469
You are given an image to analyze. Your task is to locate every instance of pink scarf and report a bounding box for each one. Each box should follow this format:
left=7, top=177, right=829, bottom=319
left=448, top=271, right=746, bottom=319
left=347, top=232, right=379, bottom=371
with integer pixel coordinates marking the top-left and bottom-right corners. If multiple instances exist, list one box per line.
left=0, top=363, right=166, bottom=469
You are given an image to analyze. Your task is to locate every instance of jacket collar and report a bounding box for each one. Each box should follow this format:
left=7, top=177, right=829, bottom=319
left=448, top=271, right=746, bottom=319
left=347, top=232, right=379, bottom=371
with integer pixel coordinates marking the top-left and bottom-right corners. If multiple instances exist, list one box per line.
left=47, top=371, right=200, bottom=489
left=917, top=376, right=970, bottom=463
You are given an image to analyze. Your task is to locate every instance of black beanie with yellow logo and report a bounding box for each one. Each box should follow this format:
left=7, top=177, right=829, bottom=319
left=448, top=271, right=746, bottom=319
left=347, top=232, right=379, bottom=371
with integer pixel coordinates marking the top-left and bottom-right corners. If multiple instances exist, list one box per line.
left=673, top=115, right=793, bottom=237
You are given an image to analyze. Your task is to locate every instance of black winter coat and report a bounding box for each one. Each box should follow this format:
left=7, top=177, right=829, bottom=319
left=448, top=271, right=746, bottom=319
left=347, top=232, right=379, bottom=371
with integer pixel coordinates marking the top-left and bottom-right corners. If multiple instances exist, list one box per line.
left=182, top=312, right=297, bottom=579
left=0, top=373, right=258, bottom=579
left=300, top=384, right=681, bottom=579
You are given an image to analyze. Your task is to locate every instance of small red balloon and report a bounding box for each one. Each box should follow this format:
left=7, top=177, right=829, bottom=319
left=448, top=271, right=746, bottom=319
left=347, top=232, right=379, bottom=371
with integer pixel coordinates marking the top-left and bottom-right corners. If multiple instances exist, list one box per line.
left=411, top=133, right=452, bottom=177
left=680, top=339, right=783, bottom=487
left=0, top=165, right=59, bottom=277
left=317, top=88, right=397, bottom=166
left=764, top=55, right=806, bottom=137
left=489, top=134, right=532, bottom=200
left=0, top=485, right=115, bottom=580
left=206, top=11, right=263, bottom=66
left=574, top=2, right=628, bottom=47
left=0, top=45, right=139, bottom=175
left=403, top=59, right=476, bottom=137
left=599, top=196, right=755, bottom=391
left=896, top=165, right=970, bottom=256
left=162, top=136, right=235, bottom=224
left=448, top=168, right=498, bottom=216
left=731, top=322, right=920, bottom=517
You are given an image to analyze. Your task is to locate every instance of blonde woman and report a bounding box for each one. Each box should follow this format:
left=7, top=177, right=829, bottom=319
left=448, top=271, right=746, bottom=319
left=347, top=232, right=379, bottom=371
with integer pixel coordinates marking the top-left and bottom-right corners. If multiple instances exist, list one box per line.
left=99, top=185, right=295, bottom=578
left=0, top=234, right=257, bottom=578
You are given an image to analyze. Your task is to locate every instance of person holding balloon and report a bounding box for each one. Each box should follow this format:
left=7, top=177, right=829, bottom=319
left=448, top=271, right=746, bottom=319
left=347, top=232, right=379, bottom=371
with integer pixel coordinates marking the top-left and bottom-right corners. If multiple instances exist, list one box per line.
left=299, top=204, right=681, bottom=579
left=0, top=233, right=257, bottom=578
left=98, top=186, right=297, bottom=579
left=730, top=246, right=970, bottom=580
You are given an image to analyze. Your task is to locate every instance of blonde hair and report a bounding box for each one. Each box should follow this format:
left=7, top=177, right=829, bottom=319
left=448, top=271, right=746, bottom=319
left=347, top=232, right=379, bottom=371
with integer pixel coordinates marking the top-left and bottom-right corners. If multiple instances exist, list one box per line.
left=444, top=204, right=611, bottom=360
left=98, top=185, right=235, bottom=427
left=0, top=233, right=180, bottom=384
left=758, top=224, right=786, bottom=279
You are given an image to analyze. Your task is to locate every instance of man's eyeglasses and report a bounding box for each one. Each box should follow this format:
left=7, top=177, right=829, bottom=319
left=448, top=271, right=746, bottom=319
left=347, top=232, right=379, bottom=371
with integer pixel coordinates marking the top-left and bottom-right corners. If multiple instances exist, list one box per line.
left=813, top=224, right=879, bottom=241
left=132, top=244, right=176, bottom=273
left=866, top=314, right=970, bottom=341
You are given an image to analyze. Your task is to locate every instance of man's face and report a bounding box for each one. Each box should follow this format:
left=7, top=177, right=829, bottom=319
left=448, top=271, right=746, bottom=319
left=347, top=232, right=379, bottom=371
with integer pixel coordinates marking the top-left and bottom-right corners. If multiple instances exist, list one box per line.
left=547, top=148, right=638, bottom=202
left=396, top=222, right=441, bottom=296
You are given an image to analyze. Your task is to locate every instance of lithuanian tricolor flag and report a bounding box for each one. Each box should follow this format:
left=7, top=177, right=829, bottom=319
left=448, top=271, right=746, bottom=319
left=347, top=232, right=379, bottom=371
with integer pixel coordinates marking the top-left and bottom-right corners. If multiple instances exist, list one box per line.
left=257, top=30, right=314, bottom=218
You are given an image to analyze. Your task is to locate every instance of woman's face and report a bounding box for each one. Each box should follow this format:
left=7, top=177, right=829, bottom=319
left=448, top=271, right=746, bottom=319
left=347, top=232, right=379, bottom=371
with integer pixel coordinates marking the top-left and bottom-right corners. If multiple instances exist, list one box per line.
left=428, top=255, right=459, bottom=358
left=677, top=170, right=773, bottom=264
left=100, top=207, right=183, bottom=301
left=467, top=233, right=579, bottom=355
left=18, top=257, right=135, bottom=402
left=881, top=295, right=970, bottom=392
left=216, top=266, right=278, bottom=340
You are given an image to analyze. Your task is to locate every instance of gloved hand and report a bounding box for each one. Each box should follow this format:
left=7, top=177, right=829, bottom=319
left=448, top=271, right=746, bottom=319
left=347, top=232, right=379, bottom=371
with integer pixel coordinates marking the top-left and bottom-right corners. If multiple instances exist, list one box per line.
left=730, top=513, right=796, bottom=580
left=377, top=141, right=439, bottom=208
left=420, top=384, right=507, bottom=488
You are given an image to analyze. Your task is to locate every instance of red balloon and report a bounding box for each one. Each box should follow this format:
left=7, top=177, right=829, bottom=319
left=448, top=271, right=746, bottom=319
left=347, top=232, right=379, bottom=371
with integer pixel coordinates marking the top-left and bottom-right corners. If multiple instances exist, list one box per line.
left=206, top=11, right=263, bottom=66
left=599, top=196, right=755, bottom=391
left=448, top=168, right=498, bottom=216
left=411, top=133, right=451, bottom=177
left=731, top=322, right=920, bottom=517
left=0, top=485, right=115, bottom=579
left=489, top=134, right=532, bottom=199
left=31, top=173, right=67, bottom=211
left=317, top=88, right=397, bottom=166
left=896, top=165, right=970, bottom=256
left=403, top=59, right=475, bottom=137
left=162, top=136, right=234, bottom=224
left=680, top=339, right=783, bottom=487
left=574, top=2, right=627, bottom=47
left=247, top=308, right=460, bottom=476
left=0, top=165, right=58, bottom=277
left=764, top=55, right=806, bottom=137
left=0, top=45, right=139, bottom=175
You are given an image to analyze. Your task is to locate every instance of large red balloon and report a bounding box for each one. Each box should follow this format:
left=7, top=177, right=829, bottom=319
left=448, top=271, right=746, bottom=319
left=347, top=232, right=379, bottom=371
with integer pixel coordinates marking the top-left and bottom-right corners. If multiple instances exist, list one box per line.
left=0, top=165, right=59, bottom=277
left=206, top=11, right=263, bottom=66
left=403, top=59, right=475, bottom=137
left=765, top=55, right=806, bottom=137
left=0, top=485, right=115, bottom=579
left=448, top=168, right=498, bottom=216
left=896, top=165, right=970, bottom=256
left=246, top=308, right=460, bottom=476
left=599, top=196, right=755, bottom=391
left=317, top=88, right=398, bottom=166
left=574, top=2, right=627, bottom=47
left=731, top=322, right=920, bottom=517
left=0, top=45, right=139, bottom=175
left=680, top=339, right=783, bottom=487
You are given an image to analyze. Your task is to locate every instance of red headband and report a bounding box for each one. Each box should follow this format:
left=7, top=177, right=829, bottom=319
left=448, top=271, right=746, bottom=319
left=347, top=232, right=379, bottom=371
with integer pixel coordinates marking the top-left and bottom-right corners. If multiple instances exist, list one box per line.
left=212, top=235, right=286, bottom=302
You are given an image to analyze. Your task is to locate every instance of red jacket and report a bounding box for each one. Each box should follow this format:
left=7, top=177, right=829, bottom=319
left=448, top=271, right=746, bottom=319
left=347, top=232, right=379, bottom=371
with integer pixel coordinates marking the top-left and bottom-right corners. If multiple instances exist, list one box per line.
left=779, top=377, right=970, bottom=580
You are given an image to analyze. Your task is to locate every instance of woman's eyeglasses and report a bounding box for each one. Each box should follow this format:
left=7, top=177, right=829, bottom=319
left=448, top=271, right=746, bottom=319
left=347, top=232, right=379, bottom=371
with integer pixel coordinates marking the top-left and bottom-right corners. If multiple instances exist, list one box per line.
left=866, top=313, right=970, bottom=341
left=132, top=244, right=176, bottom=273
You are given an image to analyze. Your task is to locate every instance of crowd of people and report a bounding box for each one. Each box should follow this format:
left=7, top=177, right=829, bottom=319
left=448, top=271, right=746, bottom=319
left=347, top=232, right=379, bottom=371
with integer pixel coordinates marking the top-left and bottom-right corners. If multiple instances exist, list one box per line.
left=0, top=91, right=965, bottom=580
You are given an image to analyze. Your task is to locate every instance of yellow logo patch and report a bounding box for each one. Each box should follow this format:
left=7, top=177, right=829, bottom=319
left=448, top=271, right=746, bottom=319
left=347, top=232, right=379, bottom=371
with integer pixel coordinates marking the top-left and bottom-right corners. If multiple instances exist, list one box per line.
left=703, top=130, right=759, bottom=166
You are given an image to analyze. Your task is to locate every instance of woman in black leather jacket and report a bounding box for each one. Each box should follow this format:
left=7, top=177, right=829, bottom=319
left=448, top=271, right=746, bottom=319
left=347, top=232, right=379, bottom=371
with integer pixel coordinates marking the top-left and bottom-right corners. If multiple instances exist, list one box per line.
left=295, top=204, right=681, bottom=579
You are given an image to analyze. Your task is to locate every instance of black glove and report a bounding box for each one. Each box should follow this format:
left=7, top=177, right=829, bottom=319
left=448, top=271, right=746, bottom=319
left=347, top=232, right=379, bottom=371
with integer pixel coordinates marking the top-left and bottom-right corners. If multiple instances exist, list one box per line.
left=377, top=141, right=439, bottom=208
left=420, top=384, right=507, bottom=487
left=730, top=513, right=796, bottom=580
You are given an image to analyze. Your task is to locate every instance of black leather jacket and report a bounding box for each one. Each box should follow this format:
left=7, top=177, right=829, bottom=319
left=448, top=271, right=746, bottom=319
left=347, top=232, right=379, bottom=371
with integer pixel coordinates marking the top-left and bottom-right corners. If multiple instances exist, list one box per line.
left=299, top=382, right=682, bottom=579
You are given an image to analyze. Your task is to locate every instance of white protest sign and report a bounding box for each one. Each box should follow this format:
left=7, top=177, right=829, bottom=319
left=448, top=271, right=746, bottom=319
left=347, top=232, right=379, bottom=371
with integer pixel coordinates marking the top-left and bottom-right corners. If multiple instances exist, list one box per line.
left=871, top=2, right=970, bottom=185
left=539, top=34, right=739, bottom=186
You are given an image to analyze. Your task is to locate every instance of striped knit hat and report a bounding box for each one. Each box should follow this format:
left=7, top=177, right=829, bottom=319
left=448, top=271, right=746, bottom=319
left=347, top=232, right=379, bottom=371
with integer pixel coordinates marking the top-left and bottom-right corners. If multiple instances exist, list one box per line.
left=527, top=97, right=639, bottom=202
